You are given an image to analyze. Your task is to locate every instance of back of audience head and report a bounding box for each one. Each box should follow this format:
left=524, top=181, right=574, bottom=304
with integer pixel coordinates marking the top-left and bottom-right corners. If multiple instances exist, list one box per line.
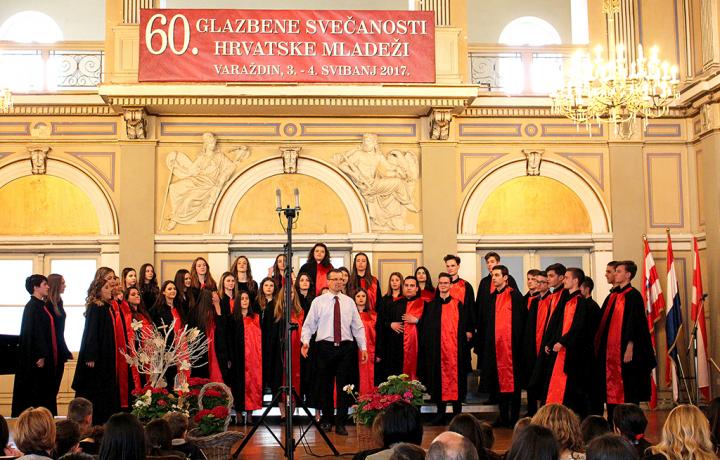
left=371, top=411, right=385, bottom=447
left=58, top=453, right=96, bottom=460
left=611, top=404, right=647, bottom=444
left=531, top=404, right=584, bottom=454
left=586, top=433, right=638, bottom=460
left=55, top=419, right=81, bottom=457
left=504, top=424, right=559, bottom=460
left=426, top=431, right=479, bottom=460
left=389, top=442, right=426, bottom=460
left=705, top=396, right=720, bottom=450
left=382, top=401, right=423, bottom=447
left=15, top=407, right=55, bottom=455
left=512, top=417, right=532, bottom=444
left=650, top=404, right=716, bottom=460
left=582, top=415, right=612, bottom=444
left=98, top=413, right=146, bottom=460
left=477, top=420, right=494, bottom=449
left=145, top=419, right=172, bottom=454
left=0, top=413, right=9, bottom=451
left=162, top=412, right=188, bottom=440
left=449, top=414, right=489, bottom=460
left=67, top=397, right=93, bottom=436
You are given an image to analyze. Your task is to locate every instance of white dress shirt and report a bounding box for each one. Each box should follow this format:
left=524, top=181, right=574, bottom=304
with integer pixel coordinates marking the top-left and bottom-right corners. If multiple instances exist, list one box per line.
left=301, top=292, right=367, bottom=350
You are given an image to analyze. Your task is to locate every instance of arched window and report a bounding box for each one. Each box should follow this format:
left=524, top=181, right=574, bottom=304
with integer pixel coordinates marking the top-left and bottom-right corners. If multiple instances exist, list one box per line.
left=0, top=11, right=63, bottom=43
left=496, top=16, right=562, bottom=94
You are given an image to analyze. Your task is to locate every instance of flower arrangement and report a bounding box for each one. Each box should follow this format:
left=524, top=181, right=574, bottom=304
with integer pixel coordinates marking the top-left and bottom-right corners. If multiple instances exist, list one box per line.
left=345, top=374, right=427, bottom=426
left=131, top=385, right=182, bottom=422
left=183, top=377, right=211, bottom=416
left=194, top=406, right=230, bottom=436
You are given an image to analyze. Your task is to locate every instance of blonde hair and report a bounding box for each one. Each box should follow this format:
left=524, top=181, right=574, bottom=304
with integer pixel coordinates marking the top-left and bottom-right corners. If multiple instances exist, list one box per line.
left=274, top=285, right=302, bottom=322
left=531, top=404, right=584, bottom=453
left=14, top=407, right=55, bottom=453
left=649, top=404, right=716, bottom=460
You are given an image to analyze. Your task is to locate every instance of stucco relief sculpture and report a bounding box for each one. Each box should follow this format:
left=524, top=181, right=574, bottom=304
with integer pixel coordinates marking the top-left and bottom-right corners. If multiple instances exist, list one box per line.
left=430, top=108, right=452, bottom=140
left=523, top=149, right=543, bottom=176
left=123, top=107, right=147, bottom=140
left=162, top=132, right=250, bottom=230
left=29, top=146, right=50, bottom=175
left=333, top=133, right=419, bottom=231
left=281, top=145, right=301, bottom=174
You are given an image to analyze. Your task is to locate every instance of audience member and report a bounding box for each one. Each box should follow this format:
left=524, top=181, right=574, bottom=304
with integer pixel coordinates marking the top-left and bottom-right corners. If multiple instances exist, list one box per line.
left=505, top=424, right=560, bottom=460
left=611, top=404, right=650, bottom=458
left=705, top=397, right=720, bottom=455
left=98, top=413, right=146, bottom=460
left=586, top=434, right=638, bottom=460
left=14, top=407, right=55, bottom=460
left=531, top=404, right=586, bottom=460
left=512, top=417, right=532, bottom=445
left=389, top=442, right=426, bottom=460
left=1, top=413, right=23, bottom=457
left=448, top=414, right=489, bottom=460
left=478, top=420, right=502, bottom=460
left=162, top=412, right=206, bottom=460
left=354, top=412, right=385, bottom=460
left=67, top=397, right=98, bottom=455
left=144, top=419, right=185, bottom=459
left=645, top=404, right=716, bottom=460
left=581, top=416, right=611, bottom=445
left=426, top=432, right=479, bottom=460
left=54, top=420, right=81, bottom=458
left=368, top=402, right=423, bottom=460
left=58, top=453, right=96, bottom=460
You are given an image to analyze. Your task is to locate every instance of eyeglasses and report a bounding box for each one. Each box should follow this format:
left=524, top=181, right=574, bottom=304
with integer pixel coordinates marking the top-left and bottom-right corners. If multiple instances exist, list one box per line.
left=437, top=281, right=451, bottom=285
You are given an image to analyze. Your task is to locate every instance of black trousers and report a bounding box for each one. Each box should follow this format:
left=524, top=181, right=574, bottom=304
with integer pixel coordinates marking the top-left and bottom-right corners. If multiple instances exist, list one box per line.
left=315, top=340, right=355, bottom=426
left=498, top=390, right=521, bottom=425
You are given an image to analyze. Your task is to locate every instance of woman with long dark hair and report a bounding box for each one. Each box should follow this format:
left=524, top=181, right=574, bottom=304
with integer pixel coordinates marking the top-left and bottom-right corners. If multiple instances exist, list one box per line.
left=354, top=289, right=377, bottom=395
left=218, top=271, right=237, bottom=316
left=256, top=277, right=276, bottom=390
left=375, top=271, right=404, bottom=384
left=294, top=272, right=313, bottom=315
left=173, top=269, right=193, bottom=321
left=188, top=289, right=225, bottom=382
left=190, top=257, right=217, bottom=294
left=150, top=281, right=183, bottom=388
left=348, top=252, right=381, bottom=312
left=227, top=291, right=263, bottom=421
left=47, top=273, right=73, bottom=404
left=98, top=413, right=146, bottom=460
left=269, top=254, right=288, bottom=289
left=73, top=277, right=119, bottom=424
left=415, top=266, right=435, bottom=301
left=138, top=263, right=159, bottom=311
left=298, top=243, right=333, bottom=296
left=124, top=286, right=152, bottom=389
left=121, top=267, right=137, bottom=291
left=230, top=255, right=258, bottom=298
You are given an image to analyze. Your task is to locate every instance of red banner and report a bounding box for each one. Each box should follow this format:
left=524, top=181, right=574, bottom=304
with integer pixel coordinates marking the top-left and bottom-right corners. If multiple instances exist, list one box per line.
left=139, top=9, right=436, bottom=83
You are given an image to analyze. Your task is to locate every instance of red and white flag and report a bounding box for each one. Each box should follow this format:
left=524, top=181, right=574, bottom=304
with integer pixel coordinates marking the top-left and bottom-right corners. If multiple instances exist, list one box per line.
left=642, top=237, right=665, bottom=409
left=692, top=237, right=711, bottom=401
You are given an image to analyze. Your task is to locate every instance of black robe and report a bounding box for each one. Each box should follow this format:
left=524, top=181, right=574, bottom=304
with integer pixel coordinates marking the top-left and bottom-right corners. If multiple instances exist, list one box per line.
left=480, top=286, right=526, bottom=394
left=52, top=299, right=73, bottom=394
left=298, top=261, right=333, bottom=297
left=140, top=284, right=158, bottom=313
left=475, top=273, right=519, bottom=358
left=263, top=310, right=285, bottom=393
left=150, top=304, right=179, bottom=389
left=187, top=307, right=227, bottom=381
left=12, top=297, right=60, bottom=416
left=417, top=295, right=473, bottom=402
left=374, top=294, right=401, bottom=384
left=536, top=290, right=588, bottom=410
left=258, top=300, right=275, bottom=390
left=522, top=291, right=550, bottom=388
left=298, top=291, right=314, bottom=400
left=236, top=280, right=259, bottom=299
left=225, top=312, right=262, bottom=411
left=381, top=296, right=423, bottom=377
left=593, top=285, right=657, bottom=404
left=72, top=302, right=119, bottom=425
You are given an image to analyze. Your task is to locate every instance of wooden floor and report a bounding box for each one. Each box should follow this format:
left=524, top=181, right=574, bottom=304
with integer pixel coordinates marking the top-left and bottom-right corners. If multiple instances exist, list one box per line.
left=228, top=410, right=670, bottom=459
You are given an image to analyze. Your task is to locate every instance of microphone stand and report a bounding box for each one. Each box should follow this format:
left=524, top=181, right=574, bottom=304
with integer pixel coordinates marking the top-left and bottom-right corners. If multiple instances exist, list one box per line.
left=233, top=189, right=338, bottom=459
left=686, top=294, right=708, bottom=405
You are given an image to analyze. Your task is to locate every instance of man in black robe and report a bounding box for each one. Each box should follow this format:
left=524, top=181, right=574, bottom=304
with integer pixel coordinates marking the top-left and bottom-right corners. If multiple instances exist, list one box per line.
left=581, top=276, right=604, bottom=415
left=382, top=276, right=422, bottom=377
left=524, top=269, right=541, bottom=309
left=12, top=274, right=59, bottom=416
left=538, top=267, right=589, bottom=417
left=480, top=265, right=526, bottom=427
left=593, top=260, right=656, bottom=422
left=418, top=273, right=473, bottom=425
left=522, top=270, right=550, bottom=416
left=444, top=254, right=475, bottom=376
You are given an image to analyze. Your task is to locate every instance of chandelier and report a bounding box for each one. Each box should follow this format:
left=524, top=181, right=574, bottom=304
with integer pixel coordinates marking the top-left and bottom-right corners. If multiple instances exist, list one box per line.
left=0, top=88, right=12, bottom=113
left=551, top=0, right=680, bottom=130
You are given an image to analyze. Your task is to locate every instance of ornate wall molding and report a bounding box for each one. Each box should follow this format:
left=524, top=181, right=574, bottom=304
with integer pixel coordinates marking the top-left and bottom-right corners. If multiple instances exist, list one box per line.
left=429, top=108, right=452, bottom=140
left=28, top=146, right=50, bottom=175
left=123, top=107, right=147, bottom=139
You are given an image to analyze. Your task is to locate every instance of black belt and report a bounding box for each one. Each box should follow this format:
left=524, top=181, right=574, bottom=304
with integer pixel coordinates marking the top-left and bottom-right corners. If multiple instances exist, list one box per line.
left=319, top=339, right=354, bottom=347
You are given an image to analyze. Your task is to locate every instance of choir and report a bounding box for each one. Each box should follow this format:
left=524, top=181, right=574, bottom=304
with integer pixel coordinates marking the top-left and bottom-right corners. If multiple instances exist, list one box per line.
left=10, top=248, right=656, bottom=433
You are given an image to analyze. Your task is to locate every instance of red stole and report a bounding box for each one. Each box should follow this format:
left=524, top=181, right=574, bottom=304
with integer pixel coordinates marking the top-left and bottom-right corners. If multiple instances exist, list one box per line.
left=129, top=312, right=151, bottom=389
left=207, top=318, right=223, bottom=382
left=402, top=298, right=425, bottom=380
left=315, top=263, right=330, bottom=295
left=244, top=315, right=263, bottom=410
left=440, top=297, right=460, bottom=401
left=358, top=310, right=376, bottom=395
left=42, top=305, right=58, bottom=367
left=284, top=310, right=304, bottom=396
left=110, top=301, right=130, bottom=408
left=535, top=294, right=551, bottom=355
left=360, top=277, right=379, bottom=312
left=495, top=287, right=515, bottom=393
left=548, top=288, right=565, bottom=318
left=449, top=279, right=466, bottom=305
left=170, top=307, right=190, bottom=383
left=420, top=288, right=435, bottom=302
left=604, top=287, right=630, bottom=404
left=526, top=294, right=537, bottom=310
left=546, top=294, right=580, bottom=404
left=229, top=299, right=235, bottom=314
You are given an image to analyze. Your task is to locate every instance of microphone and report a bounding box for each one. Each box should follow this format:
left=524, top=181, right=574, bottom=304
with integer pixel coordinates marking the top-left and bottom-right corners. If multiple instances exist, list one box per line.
left=294, top=188, right=300, bottom=209
left=702, top=293, right=709, bottom=301
left=275, top=189, right=282, bottom=210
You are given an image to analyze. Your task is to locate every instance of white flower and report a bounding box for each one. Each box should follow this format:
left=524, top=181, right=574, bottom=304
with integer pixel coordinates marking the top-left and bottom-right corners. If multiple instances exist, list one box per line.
left=398, top=374, right=409, bottom=379
left=179, top=360, right=191, bottom=371
left=343, top=384, right=355, bottom=393
left=176, top=382, right=190, bottom=393
left=131, top=319, right=144, bottom=331
left=138, top=352, right=150, bottom=364
left=187, top=328, right=200, bottom=342
left=152, top=337, right=165, bottom=348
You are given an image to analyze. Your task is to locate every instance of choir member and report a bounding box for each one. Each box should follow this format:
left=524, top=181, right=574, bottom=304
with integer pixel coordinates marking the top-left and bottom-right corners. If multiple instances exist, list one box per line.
left=150, top=281, right=184, bottom=389
left=190, top=257, right=217, bottom=295
left=295, top=272, right=315, bottom=402
left=231, top=255, right=258, bottom=299
left=545, top=264, right=569, bottom=323
left=593, top=261, right=656, bottom=422
left=524, top=269, right=541, bottom=308
left=480, top=265, right=526, bottom=427
left=72, top=277, right=119, bottom=424
left=348, top=252, right=381, bottom=312
left=300, top=269, right=368, bottom=435
left=383, top=276, right=424, bottom=380
left=218, top=271, right=237, bottom=318
left=604, top=261, right=620, bottom=291
left=257, top=277, right=277, bottom=390
left=12, top=275, right=60, bottom=416
left=110, top=277, right=134, bottom=411
left=338, top=267, right=350, bottom=294
left=47, top=274, right=73, bottom=409
left=375, top=272, right=403, bottom=384
left=444, top=255, right=475, bottom=372
left=269, top=254, right=288, bottom=288
left=138, top=263, right=159, bottom=311
left=121, top=267, right=137, bottom=291
left=124, top=286, right=152, bottom=388
left=298, top=243, right=334, bottom=296
left=187, top=290, right=225, bottom=383
left=475, top=252, right=519, bottom=366
left=581, top=276, right=604, bottom=416
left=415, top=266, right=435, bottom=301
left=354, top=289, right=377, bottom=395
left=227, top=291, right=263, bottom=417
left=294, top=272, right=314, bottom=315
left=538, top=267, right=589, bottom=417
left=173, top=269, right=194, bottom=321
left=523, top=270, right=550, bottom=417
left=417, top=272, right=473, bottom=425
left=265, top=286, right=305, bottom=420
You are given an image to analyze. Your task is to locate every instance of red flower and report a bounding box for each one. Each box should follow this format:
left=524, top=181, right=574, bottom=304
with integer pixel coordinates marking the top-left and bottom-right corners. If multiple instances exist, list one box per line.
left=211, top=406, right=229, bottom=418
left=204, top=389, right=222, bottom=398
left=157, top=399, right=167, bottom=406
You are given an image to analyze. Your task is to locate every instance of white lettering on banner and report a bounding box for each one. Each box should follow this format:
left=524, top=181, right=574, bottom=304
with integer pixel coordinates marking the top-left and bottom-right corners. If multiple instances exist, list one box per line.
left=305, top=18, right=428, bottom=35
left=213, top=63, right=283, bottom=75
left=213, top=41, right=317, bottom=56
left=196, top=18, right=302, bottom=34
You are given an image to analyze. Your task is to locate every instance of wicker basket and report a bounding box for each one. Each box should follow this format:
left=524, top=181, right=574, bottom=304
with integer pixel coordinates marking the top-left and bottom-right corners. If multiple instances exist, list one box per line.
left=187, top=382, right=244, bottom=460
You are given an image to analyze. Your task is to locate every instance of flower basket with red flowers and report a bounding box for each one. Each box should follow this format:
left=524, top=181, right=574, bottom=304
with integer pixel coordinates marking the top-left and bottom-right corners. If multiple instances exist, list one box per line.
left=193, top=406, right=229, bottom=436
left=131, top=385, right=180, bottom=422
left=344, top=374, right=427, bottom=426
left=187, top=382, right=243, bottom=460
left=184, top=377, right=211, bottom=416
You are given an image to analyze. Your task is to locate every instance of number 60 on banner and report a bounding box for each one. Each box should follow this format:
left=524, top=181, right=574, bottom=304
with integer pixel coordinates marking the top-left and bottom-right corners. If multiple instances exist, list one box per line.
left=145, top=13, right=192, bottom=55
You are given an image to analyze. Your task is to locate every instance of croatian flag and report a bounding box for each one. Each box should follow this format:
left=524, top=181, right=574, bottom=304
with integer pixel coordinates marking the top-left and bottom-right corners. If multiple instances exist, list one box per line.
left=692, top=237, right=711, bottom=400
left=642, top=237, right=665, bottom=409
left=665, top=232, right=683, bottom=402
